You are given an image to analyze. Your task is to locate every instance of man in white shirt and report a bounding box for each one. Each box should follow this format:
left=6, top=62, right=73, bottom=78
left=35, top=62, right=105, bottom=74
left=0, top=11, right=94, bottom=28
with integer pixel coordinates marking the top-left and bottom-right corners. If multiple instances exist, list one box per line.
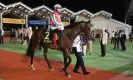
left=72, top=34, right=89, bottom=75
left=0, top=28, right=4, bottom=44
left=100, top=28, right=108, bottom=57
left=111, top=31, right=115, bottom=44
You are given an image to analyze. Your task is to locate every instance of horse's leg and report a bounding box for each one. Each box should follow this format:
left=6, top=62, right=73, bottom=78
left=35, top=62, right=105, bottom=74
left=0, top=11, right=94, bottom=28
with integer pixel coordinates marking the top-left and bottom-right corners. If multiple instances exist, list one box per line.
left=27, top=40, right=38, bottom=71
left=41, top=43, right=53, bottom=72
left=62, top=49, right=72, bottom=78
left=30, top=48, right=35, bottom=70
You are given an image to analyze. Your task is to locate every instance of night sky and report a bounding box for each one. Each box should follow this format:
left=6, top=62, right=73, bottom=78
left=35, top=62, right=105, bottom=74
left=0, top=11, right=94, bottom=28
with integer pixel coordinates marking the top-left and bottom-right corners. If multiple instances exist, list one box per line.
left=1, top=0, right=126, bottom=22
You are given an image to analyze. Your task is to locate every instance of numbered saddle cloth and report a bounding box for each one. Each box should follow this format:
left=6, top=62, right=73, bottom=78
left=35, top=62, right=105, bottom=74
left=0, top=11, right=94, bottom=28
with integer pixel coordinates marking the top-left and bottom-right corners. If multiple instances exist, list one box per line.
left=43, top=31, right=59, bottom=43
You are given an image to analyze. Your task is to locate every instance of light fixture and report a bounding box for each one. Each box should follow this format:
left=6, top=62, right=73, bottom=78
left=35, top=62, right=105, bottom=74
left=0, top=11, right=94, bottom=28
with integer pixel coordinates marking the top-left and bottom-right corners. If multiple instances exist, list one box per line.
left=14, top=11, right=17, bottom=13
left=38, top=13, right=41, bottom=15
left=19, top=6, right=22, bottom=9
left=63, top=11, right=66, bottom=13
left=47, top=12, right=50, bottom=14
left=87, top=15, right=90, bottom=17
left=83, top=12, right=86, bottom=15
left=42, top=9, right=46, bottom=12
left=21, top=14, right=23, bottom=16
left=68, top=14, right=71, bottom=16
left=63, top=11, right=68, bottom=14
left=25, top=10, right=28, bottom=12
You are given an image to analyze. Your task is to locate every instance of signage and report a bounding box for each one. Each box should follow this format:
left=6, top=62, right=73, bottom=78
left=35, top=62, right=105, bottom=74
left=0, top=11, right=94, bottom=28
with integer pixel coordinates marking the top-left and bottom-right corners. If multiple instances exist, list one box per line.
left=3, top=18, right=26, bottom=24
left=28, top=20, right=46, bottom=25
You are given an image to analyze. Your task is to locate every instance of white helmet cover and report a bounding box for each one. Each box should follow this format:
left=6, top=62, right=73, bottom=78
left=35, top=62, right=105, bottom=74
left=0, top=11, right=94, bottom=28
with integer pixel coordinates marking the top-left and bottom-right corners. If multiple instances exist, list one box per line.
left=54, top=4, right=62, bottom=9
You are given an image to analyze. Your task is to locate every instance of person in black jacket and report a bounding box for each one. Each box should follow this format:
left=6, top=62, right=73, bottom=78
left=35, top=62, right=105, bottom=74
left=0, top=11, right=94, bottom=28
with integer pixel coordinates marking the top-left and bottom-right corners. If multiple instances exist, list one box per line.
left=10, top=29, right=15, bottom=42
left=0, top=29, right=2, bottom=44
left=120, top=31, right=127, bottom=51
left=114, top=30, right=121, bottom=50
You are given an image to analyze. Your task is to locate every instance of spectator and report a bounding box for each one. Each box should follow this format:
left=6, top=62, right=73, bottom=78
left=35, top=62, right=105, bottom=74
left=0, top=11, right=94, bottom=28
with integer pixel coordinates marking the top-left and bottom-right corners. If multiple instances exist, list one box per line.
left=82, top=36, right=88, bottom=56
left=100, top=28, right=108, bottom=57
left=22, top=28, right=28, bottom=45
left=120, top=31, right=127, bottom=51
left=18, top=28, right=23, bottom=43
left=1, top=28, right=4, bottom=44
left=111, top=31, right=115, bottom=44
left=14, top=29, right=19, bottom=43
left=27, top=27, right=33, bottom=42
left=0, top=28, right=2, bottom=44
left=10, top=29, right=15, bottom=42
left=87, top=31, right=94, bottom=55
left=129, top=32, right=133, bottom=42
left=114, top=30, right=121, bottom=50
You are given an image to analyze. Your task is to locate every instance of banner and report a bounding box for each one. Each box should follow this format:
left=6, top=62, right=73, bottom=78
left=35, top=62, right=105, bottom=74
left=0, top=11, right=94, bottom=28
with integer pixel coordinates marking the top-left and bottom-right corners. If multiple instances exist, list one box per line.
left=28, top=20, right=46, bottom=25
left=3, top=18, right=26, bottom=24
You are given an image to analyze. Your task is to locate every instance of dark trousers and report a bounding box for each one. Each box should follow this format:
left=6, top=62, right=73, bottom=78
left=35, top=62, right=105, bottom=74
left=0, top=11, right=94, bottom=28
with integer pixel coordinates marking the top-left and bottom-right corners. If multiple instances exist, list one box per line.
left=111, top=37, right=115, bottom=44
left=100, top=40, right=106, bottom=57
left=120, top=40, right=126, bottom=51
left=114, top=38, right=120, bottom=49
left=1, top=36, right=4, bottom=44
left=10, top=36, right=14, bottom=42
left=129, top=38, right=132, bottom=42
left=0, top=36, right=2, bottom=44
left=72, top=47, right=88, bottom=73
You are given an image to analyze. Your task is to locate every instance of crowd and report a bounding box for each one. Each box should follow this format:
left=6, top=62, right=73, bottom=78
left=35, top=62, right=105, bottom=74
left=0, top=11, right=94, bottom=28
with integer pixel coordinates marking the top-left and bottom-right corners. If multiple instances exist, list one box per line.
left=110, top=30, right=128, bottom=51
left=6, top=27, right=33, bottom=45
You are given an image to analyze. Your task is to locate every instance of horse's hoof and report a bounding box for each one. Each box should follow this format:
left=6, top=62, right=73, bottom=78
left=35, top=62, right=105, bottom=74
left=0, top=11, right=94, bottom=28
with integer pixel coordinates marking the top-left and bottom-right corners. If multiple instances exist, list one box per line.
left=31, top=67, right=35, bottom=71
left=30, top=65, right=35, bottom=71
left=50, top=69, right=54, bottom=72
left=67, top=75, right=71, bottom=78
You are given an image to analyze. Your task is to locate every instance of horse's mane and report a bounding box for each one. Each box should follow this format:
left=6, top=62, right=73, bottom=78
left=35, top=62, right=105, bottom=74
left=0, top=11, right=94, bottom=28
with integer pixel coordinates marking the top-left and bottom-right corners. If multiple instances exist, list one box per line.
left=64, top=21, right=82, bottom=29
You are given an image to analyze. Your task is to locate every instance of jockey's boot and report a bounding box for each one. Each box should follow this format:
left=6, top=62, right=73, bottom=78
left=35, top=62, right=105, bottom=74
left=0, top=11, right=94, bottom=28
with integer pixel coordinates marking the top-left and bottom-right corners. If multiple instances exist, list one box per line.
left=53, top=33, right=57, bottom=48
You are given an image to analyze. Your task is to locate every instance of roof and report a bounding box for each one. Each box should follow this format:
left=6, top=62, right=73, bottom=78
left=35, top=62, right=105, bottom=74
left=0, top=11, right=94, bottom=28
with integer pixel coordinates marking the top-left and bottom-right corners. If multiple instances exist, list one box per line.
left=61, top=7, right=75, bottom=15
left=75, top=9, right=93, bottom=16
left=125, top=0, right=133, bottom=18
left=31, top=5, right=53, bottom=20
left=61, top=7, right=75, bottom=21
left=0, top=2, right=6, bottom=12
left=93, top=10, right=112, bottom=18
left=110, top=19, right=132, bottom=28
left=32, top=5, right=53, bottom=12
left=4, top=2, right=32, bottom=18
left=0, top=2, right=6, bottom=7
left=6, top=2, right=32, bottom=11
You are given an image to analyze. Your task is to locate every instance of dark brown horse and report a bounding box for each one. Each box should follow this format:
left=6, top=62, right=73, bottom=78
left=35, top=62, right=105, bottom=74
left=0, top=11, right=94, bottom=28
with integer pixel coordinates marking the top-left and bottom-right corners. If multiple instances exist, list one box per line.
left=26, top=20, right=92, bottom=78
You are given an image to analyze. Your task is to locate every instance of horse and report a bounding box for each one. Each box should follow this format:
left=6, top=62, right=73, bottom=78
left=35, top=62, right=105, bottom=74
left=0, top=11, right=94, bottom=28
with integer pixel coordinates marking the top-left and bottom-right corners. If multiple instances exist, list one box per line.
left=26, top=20, right=92, bottom=78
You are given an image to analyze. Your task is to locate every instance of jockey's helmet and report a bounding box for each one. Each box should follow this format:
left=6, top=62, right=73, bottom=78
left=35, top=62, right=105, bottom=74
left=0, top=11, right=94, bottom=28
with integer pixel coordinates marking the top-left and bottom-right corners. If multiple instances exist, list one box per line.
left=54, top=4, right=62, bottom=9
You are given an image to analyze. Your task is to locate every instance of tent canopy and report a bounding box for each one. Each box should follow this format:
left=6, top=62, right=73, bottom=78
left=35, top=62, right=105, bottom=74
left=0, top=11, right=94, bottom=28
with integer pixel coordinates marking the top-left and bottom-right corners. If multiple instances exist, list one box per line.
left=125, top=0, right=133, bottom=18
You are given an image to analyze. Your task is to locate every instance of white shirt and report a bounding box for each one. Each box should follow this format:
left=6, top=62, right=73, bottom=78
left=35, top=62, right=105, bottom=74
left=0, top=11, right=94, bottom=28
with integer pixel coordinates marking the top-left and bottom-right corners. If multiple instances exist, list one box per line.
left=1, top=29, right=4, bottom=36
left=72, top=35, right=82, bottom=52
left=100, top=32, right=108, bottom=45
left=111, top=32, right=115, bottom=38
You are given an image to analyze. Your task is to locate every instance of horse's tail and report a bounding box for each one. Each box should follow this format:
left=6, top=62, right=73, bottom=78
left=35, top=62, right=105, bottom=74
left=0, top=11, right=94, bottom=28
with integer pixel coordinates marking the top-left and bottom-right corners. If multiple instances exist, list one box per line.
left=26, top=39, right=33, bottom=57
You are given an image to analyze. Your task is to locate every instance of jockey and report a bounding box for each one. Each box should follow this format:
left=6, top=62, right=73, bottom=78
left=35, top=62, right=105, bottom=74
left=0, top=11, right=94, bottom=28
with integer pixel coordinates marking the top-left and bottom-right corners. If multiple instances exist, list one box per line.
left=48, top=4, right=64, bottom=48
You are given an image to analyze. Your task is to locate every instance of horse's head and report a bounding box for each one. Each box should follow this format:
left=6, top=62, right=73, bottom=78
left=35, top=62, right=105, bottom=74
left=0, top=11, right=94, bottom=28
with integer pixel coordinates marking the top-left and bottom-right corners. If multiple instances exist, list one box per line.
left=63, top=19, right=92, bottom=44
left=78, top=20, right=92, bottom=36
